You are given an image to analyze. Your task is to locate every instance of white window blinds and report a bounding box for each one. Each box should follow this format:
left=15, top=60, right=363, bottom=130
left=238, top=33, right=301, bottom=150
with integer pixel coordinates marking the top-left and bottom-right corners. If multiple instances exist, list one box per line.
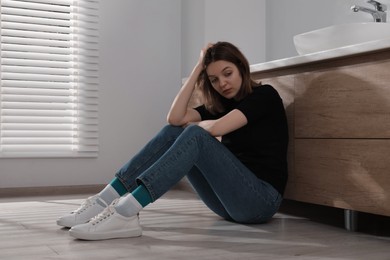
left=0, top=0, right=99, bottom=158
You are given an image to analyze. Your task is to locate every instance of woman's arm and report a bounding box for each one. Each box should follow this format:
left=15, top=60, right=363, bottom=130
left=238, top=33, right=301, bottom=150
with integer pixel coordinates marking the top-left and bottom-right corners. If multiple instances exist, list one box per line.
left=166, top=64, right=202, bottom=126
left=167, top=45, right=212, bottom=126
left=193, top=109, right=248, bottom=137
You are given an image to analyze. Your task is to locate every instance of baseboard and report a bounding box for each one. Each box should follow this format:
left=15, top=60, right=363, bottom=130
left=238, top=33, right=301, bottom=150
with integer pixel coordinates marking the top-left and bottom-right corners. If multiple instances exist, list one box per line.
left=0, top=177, right=195, bottom=198
left=0, top=184, right=105, bottom=198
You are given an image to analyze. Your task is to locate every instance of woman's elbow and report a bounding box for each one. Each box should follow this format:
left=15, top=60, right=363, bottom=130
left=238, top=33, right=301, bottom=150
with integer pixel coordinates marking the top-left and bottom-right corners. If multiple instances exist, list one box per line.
left=166, top=114, right=184, bottom=126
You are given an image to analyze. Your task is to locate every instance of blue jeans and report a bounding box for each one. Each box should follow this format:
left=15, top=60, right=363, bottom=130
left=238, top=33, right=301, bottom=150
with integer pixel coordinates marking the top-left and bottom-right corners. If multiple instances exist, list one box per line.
left=115, top=125, right=282, bottom=224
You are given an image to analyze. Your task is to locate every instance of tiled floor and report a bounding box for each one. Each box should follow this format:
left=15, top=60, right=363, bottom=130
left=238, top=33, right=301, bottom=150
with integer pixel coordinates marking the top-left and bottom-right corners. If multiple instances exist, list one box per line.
left=1, top=190, right=389, bottom=259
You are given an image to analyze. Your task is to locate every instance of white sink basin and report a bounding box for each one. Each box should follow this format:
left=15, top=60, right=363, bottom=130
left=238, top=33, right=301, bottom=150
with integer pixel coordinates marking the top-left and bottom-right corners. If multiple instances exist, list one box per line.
left=294, top=22, right=390, bottom=55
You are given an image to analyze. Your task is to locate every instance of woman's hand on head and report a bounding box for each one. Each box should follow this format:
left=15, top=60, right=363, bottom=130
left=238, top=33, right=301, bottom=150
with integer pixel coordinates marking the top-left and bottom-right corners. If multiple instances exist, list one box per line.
left=197, top=43, right=214, bottom=68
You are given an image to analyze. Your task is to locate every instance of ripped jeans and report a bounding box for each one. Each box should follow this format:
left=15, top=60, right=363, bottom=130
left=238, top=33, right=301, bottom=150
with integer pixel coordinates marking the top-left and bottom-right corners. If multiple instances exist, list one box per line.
left=115, top=124, right=282, bottom=224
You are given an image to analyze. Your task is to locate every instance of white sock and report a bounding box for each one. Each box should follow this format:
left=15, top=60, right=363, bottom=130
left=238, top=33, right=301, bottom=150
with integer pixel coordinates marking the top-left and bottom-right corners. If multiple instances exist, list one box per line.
left=98, top=184, right=120, bottom=206
left=115, top=193, right=143, bottom=217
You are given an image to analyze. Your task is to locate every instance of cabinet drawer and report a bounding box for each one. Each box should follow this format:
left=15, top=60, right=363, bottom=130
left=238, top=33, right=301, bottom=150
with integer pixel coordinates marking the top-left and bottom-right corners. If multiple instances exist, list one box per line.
left=288, top=139, right=390, bottom=216
left=295, top=61, right=390, bottom=138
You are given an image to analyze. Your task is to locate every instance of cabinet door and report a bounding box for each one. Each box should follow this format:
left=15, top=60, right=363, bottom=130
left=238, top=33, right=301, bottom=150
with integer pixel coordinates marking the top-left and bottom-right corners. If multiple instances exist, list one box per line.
left=292, top=139, right=390, bottom=216
left=295, top=60, right=390, bottom=138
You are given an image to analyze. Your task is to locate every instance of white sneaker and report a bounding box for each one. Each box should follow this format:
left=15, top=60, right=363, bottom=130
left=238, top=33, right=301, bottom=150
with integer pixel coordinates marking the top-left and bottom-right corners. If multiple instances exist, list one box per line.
left=69, top=199, right=142, bottom=240
left=57, top=195, right=107, bottom=228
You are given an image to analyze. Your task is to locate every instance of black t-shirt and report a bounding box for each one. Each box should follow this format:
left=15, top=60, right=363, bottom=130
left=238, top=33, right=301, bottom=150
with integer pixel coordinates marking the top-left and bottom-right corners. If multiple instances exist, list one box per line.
left=195, top=84, right=289, bottom=195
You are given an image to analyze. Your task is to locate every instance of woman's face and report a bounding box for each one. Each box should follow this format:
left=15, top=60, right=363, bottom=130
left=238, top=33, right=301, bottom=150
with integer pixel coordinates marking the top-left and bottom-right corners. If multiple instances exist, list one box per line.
left=206, top=60, right=242, bottom=99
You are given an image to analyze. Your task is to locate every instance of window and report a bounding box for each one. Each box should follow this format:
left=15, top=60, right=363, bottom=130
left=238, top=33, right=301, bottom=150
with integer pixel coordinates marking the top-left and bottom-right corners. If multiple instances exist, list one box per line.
left=0, top=0, right=99, bottom=157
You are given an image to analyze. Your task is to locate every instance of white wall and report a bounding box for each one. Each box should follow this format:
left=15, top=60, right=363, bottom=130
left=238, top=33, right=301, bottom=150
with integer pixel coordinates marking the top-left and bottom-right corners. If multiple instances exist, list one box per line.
left=181, top=0, right=266, bottom=78
left=0, top=0, right=182, bottom=188
left=181, top=0, right=390, bottom=71
left=181, top=0, right=205, bottom=79
left=265, top=0, right=390, bottom=61
left=3, top=0, right=389, bottom=189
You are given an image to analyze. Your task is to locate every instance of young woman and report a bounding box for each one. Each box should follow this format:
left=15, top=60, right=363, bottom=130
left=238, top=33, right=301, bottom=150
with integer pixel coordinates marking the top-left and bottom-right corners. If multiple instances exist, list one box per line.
left=57, top=41, right=289, bottom=240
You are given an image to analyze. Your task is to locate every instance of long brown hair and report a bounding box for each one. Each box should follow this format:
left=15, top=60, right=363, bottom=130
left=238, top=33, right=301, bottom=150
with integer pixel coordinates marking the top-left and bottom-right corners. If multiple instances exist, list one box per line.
left=196, top=42, right=260, bottom=114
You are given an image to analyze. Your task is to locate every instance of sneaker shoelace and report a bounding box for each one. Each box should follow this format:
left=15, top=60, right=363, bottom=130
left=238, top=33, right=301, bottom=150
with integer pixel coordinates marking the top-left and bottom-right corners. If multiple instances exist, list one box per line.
left=73, top=195, right=99, bottom=215
left=90, top=198, right=119, bottom=225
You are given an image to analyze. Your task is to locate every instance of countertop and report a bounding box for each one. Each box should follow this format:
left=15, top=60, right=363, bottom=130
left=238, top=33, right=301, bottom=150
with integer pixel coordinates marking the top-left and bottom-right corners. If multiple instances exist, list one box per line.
left=250, top=37, right=390, bottom=73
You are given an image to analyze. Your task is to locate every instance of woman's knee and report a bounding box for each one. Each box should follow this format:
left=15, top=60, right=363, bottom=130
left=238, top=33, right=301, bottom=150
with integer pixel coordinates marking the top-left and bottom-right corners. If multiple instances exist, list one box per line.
left=159, top=124, right=184, bottom=138
left=182, top=124, right=209, bottom=138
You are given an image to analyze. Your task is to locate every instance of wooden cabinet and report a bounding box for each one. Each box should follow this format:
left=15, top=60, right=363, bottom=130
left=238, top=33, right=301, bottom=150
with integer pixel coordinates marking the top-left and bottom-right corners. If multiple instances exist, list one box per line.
left=295, top=139, right=390, bottom=216
left=295, top=61, right=390, bottom=138
left=252, top=49, right=390, bottom=217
